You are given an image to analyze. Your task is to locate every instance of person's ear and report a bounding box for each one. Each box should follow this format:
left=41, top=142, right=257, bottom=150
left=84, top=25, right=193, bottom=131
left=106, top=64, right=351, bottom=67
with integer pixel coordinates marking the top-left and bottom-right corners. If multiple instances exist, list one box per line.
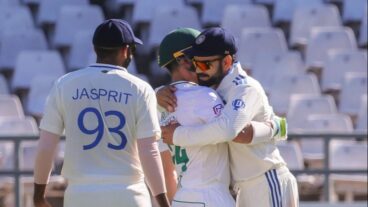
left=223, top=55, right=232, bottom=69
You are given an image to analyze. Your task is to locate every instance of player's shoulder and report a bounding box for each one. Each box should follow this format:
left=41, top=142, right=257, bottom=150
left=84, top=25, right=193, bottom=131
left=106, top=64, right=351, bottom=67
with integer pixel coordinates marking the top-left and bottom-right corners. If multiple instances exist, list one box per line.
left=173, top=81, right=218, bottom=97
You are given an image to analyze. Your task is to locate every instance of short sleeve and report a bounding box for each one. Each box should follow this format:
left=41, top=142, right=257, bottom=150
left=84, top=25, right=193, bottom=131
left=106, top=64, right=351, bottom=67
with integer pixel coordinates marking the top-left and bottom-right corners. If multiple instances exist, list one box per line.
left=39, top=81, right=64, bottom=135
left=158, top=139, right=170, bottom=152
left=136, top=86, right=161, bottom=139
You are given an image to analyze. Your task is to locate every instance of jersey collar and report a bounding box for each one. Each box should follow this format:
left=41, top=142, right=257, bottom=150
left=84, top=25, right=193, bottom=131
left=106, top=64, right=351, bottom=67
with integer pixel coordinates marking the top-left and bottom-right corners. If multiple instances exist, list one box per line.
left=89, top=63, right=128, bottom=72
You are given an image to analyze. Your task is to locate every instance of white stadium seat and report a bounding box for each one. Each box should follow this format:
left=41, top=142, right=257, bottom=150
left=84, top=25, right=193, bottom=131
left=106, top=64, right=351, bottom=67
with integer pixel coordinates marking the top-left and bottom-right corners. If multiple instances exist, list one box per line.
left=0, top=0, right=20, bottom=7
left=252, top=51, right=304, bottom=92
left=0, top=6, right=34, bottom=40
left=37, top=0, right=89, bottom=26
left=221, top=4, right=271, bottom=42
left=342, top=0, right=367, bottom=23
left=276, top=141, right=304, bottom=170
left=269, top=74, right=321, bottom=115
left=289, top=4, right=341, bottom=47
left=305, top=27, right=357, bottom=70
left=201, top=0, right=251, bottom=26
left=22, top=0, right=40, bottom=5
left=12, top=51, right=65, bottom=91
left=301, top=113, right=354, bottom=162
left=329, top=142, right=367, bottom=202
left=238, top=28, right=288, bottom=69
left=356, top=95, right=367, bottom=131
left=359, top=9, right=367, bottom=47
left=148, top=6, right=201, bottom=50
left=0, top=29, right=48, bottom=72
left=322, top=50, right=367, bottom=92
left=273, top=0, right=324, bottom=24
left=52, top=5, right=104, bottom=48
left=339, top=72, right=367, bottom=116
left=0, top=117, right=38, bottom=136
left=287, top=94, right=338, bottom=131
left=26, top=75, right=58, bottom=117
left=0, top=95, right=25, bottom=119
left=132, top=0, right=185, bottom=25
left=67, top=30, right=95, bottom=71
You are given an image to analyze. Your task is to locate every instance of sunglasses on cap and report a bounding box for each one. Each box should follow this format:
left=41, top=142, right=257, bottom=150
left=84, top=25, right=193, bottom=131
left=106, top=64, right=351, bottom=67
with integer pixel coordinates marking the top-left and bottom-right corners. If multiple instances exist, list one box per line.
left=192, top=56, right=225, bottom=72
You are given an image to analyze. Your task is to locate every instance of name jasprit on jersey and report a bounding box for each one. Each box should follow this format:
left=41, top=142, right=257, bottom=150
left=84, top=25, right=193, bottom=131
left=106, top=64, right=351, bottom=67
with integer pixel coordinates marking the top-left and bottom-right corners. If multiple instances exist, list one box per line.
left=72, top=88, right=132, bottom=104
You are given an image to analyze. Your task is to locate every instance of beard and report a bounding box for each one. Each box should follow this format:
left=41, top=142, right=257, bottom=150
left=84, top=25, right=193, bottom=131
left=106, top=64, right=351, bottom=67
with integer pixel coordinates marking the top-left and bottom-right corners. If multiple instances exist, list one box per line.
left=122, top=55, right=132, bottom=68
left=197, top=64, right=225, bottom=87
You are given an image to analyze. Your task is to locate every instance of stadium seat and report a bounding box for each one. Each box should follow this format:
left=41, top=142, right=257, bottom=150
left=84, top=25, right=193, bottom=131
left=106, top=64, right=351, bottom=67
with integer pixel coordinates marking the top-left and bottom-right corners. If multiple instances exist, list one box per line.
left=22, top=0, right=40, bottom=5
left=356, top=95, right=367, bottom=131
left=252, top=51, right=304, bottom=92
left=52, top=5, right=104, bottom=49
left=339, top=72, right=367, bottom=117
left=329, top=142, right=367, bottom=202
left=0, top=74, right=9, bottom=95
left=26, top=75, right=58, bottom=117
left=289, top=4, right=341, bottom=47
left=37, top=0, right=89, bottom=26
left=0, top=6, right=35, bottom=40
left=0, top=95, right=25, bottom=118
left=287, top=94, right=338, bottom=131
left=132, top=0, right=185, bottom=25
left=201, top=0, right=252, bottom=26
left=359, top=9, right=367, bottom=48
left=0, top=29, right=48, bottom=73
left=67, top=30, right=95, bottom=71
left=342, top=0, right=367, bottom=23
left=276, top=141, right=304, bottom=170
left=273, top=0, right=324, bottom=24
left=0, top=0, right=20, bottom=7
left=147, top=6, right=201, bottom=50
left=0, top=117, right=38, bottom=136
left=300, top=113, right=354, bottom=166
left=11, top=51, right=65, bottom=92
left=305, top=27, right=357, bottom=70
left=237, top=28, right=288, bottom=69
left=221, top=4, right=271, bottom=42
left=321, top=50, right=367, bottom=92
left=268, top=74, right=321, bottom=115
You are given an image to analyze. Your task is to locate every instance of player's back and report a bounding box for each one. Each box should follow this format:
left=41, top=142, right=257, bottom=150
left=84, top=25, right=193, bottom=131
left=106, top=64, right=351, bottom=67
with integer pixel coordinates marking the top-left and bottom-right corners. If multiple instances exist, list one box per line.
left=163, top=81, right=230, bottom=188
left=53, top=64, right=158, bottom=183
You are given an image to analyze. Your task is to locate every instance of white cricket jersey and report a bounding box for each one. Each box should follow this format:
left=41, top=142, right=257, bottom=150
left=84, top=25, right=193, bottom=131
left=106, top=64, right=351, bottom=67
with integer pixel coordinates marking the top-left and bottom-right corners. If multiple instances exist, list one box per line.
left=173, top=62, right=286, bottom=182
left=40, top=63, right=161, bottom=184
left=159, top=81, right=230, bottom=188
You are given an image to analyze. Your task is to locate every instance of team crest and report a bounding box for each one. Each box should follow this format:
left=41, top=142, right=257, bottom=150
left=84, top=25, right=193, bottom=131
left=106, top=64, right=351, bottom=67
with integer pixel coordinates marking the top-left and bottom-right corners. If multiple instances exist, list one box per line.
left=213, top=103, right=224, bottom=116
left=196, top=35, right=206, bottom=45
left=232, top=99, right=245, bottom=111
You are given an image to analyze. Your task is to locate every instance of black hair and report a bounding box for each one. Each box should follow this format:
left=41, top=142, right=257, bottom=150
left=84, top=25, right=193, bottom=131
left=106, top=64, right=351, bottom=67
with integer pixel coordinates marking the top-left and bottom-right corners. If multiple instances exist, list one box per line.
left=94, top=45, right=126, bottom=60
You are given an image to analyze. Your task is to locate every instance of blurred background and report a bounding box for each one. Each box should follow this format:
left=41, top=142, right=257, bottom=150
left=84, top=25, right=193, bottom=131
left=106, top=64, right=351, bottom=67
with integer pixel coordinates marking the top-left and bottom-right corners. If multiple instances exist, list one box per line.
left=0, top=0, right=367, bottom=206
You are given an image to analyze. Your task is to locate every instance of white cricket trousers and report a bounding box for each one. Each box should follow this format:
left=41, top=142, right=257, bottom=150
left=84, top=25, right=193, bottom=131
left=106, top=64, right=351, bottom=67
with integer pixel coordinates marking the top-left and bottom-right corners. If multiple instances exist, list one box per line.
left=234, top=166, right=299, bottom=207
left=172, top=183, right=235, bottom=207
left=64, top=181, right=152, bottom=207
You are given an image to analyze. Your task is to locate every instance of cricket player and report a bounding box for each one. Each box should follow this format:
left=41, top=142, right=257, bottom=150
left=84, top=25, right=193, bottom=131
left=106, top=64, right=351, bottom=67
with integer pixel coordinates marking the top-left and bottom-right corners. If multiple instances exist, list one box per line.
left=157, top=28, right=235, bottom=207
left=161, top=27, right=299, bottom=207
left=33, top=19, right=170, bottom=207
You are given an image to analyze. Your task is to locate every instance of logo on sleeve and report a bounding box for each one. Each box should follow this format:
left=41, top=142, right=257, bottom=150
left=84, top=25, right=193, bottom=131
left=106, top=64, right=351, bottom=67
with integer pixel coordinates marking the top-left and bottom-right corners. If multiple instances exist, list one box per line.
left=232, top=74, right=247, bottom=86
left=232, top=99, right=245, bottom=111
left=213, top=103, right=224, bottom=116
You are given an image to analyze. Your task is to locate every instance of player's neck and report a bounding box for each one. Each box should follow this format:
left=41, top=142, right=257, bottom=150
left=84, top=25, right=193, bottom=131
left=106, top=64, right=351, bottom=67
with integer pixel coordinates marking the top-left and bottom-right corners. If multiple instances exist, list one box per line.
left=96, top=57, right=122, bottom=67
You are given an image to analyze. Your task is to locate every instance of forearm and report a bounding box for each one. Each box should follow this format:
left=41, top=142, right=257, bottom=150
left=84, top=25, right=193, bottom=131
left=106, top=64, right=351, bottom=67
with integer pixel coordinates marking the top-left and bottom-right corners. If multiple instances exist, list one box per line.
left=137, top=137, right=167, bottom=196
left=173, top=112, right=247, bottom=147
left=33, top=130, right=60, bottom=204
left=161, top=150, right=177, bottom=202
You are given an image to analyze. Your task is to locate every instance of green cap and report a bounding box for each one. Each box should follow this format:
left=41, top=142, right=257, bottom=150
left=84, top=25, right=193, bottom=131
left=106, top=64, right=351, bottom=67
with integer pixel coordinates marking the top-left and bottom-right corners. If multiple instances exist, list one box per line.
left=158, top=28, right=200, bottom=68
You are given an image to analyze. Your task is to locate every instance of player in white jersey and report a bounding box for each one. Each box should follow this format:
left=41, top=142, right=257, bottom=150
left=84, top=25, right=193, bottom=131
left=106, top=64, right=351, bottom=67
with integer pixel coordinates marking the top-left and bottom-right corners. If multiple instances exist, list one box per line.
left=33, top=19, right=170, bottom=207
left=161, top=27, right=299, bottom=207
left=156, top=28, right=235, bottom=207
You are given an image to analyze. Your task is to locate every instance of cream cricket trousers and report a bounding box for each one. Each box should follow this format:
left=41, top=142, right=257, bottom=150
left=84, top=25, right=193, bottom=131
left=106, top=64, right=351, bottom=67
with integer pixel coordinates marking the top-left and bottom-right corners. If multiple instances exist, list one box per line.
left=234, top=166, right=299, bottom=207
left=64, top=181, right=152, bottom=207
left=172, top=183, right=236, bottom=207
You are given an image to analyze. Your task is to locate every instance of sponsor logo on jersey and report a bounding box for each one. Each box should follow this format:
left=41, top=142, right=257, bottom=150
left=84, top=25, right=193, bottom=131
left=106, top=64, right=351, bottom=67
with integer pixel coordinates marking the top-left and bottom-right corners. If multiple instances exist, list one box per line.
left=232, top=74, right=247, bottom=86
left=232, top=99, right=245, bottom=111
left=213, top=103, right=224, bottom=116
